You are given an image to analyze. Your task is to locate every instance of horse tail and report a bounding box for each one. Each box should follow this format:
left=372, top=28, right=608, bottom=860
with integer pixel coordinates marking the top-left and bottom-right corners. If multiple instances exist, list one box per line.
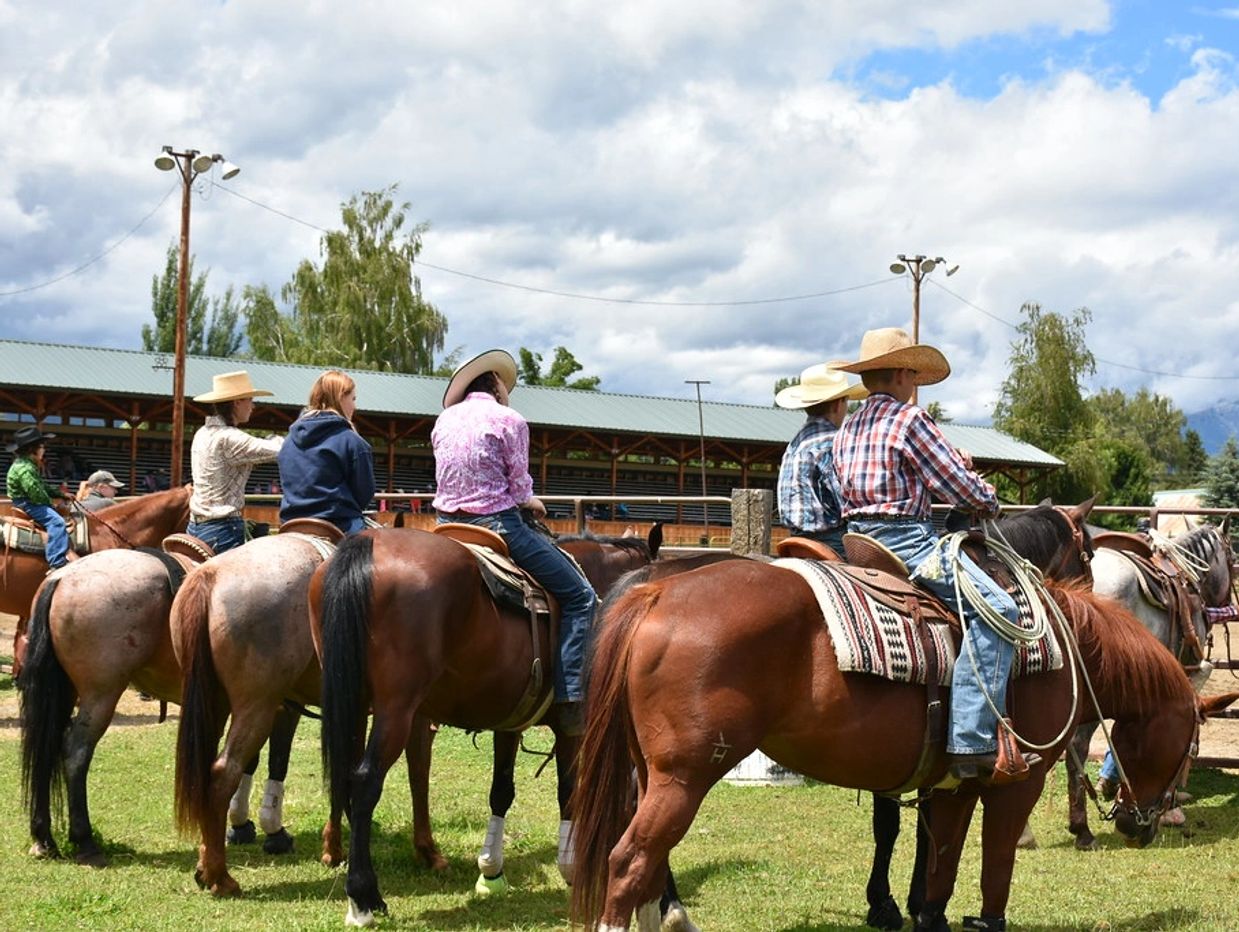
left=17, top=577, right=73, bottom=824
left=319, top=533, right=375, bottom=819
left=173, top=566, right=227, bottom=835
left=571, top=581, right=662, bottom=927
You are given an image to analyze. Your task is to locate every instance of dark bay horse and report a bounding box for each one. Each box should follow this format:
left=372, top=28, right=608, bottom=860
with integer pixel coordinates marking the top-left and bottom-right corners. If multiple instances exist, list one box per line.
left=313, top=527, right=665, bottom=925
left=475, top=527, right=663, bottom=894
left=5, top=485, right=192, bottom=676
left=568, top=565, right=1227, bottom=930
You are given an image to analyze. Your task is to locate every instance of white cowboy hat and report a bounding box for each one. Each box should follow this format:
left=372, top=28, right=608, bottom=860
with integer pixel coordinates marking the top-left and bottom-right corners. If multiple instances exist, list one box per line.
left=442, top=349, right=519, bottom=408
left=775, top=363, right=868, bottom=410
left=192, top=371, right=273, bottom=403
left=836, top=327, right=950, bottom=386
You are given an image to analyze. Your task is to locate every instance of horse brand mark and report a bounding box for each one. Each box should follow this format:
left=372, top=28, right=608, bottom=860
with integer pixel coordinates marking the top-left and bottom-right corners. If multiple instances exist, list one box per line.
left=710, top=732, right=732, bottom=764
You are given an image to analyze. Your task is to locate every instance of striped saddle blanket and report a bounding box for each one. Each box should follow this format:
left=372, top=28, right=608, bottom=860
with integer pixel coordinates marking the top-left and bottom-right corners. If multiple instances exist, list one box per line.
left=1, top=515, right=90, bottom=556
left=773, top=558, right=1062, bottom=686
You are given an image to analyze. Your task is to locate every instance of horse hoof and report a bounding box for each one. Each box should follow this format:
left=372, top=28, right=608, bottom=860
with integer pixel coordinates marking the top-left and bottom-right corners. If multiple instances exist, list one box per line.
left=210, top=876, right=242, bottom=898
left=227, top=820, right=257, bottom=845
left=1016, top=826, right=1038, bottom=850
left=193, top=866, right=207, bottom=890
left=75, top=850, right=109, bottom=868
left=867, top=895, right=904, bottom=931
left=475, top=872, right=509, bottom=896
left=345, top=898, right=375, bottom=927
left=1074, top=834, right=1098, bottom=851
left=29, top=840, right=61, bottom=860
left=263, top=828, right=295, bottom=855
left=322, top=850, right=343, bottom=868
left=418, top=844, right=449, bottom=872
left=662, top=904, right=701, bottom=932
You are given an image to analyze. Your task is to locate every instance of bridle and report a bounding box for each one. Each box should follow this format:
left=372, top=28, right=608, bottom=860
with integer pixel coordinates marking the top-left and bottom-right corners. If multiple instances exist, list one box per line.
left=1047, top=505, right=1093, bottom=586
left=1107, top=710, right=1199, bottom=830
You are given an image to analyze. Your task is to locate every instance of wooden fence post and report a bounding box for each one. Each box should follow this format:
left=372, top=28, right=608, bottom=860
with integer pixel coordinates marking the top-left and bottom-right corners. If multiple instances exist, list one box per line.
left=730, top=488, right=773, bottom=555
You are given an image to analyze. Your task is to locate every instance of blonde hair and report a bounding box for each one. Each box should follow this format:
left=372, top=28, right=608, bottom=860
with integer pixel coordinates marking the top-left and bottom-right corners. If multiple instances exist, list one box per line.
left=307, top=370, right=356, bottom=420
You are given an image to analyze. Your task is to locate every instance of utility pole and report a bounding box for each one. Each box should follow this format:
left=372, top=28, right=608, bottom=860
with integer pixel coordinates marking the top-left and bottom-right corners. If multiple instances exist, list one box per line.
left=685, top=379, right=711, bottom=546
left=889, top=254, right=958, bottom=404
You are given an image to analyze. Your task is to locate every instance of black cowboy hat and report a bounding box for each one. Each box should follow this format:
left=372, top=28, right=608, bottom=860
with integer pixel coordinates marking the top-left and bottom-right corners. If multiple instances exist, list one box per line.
left=5, top=425, right=56, bottom=453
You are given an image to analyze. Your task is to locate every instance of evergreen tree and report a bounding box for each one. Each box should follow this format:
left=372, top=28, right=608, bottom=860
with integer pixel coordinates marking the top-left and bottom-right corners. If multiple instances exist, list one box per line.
left=1202, top=437, right=1239, bottom=510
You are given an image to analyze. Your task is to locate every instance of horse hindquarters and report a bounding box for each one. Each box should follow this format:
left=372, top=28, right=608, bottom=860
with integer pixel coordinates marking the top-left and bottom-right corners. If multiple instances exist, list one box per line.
left=17, top=578, right=74, bottom=857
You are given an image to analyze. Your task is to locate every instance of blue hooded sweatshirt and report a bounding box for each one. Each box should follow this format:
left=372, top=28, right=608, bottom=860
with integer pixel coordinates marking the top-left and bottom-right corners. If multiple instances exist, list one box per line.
left=277, top=411, right=375, bottom=532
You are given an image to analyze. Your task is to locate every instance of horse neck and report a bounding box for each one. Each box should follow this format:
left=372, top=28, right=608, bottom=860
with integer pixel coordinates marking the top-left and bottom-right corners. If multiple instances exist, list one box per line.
left=1180, top=528, right=1232, bottom=608
left=90, top=488, right=189, bottom=548
left=991, top=507, right=1082, bottom=580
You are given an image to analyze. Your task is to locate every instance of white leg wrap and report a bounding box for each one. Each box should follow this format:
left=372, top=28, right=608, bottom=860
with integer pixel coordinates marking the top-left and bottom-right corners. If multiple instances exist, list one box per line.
left=597, top=925, right=630, bottom=932
left=345, top=897, right=374, bottom=927
left=661, top=903, right=701, bottom=932
left=477, top=814, right=505, bottom=877
left=635, top=899, right=662, bottom=932
left=228, top=773, right=253, bottom=826
left=258, top=779, right=285, bottom=835
left=557, top=819, right=576, bottom=886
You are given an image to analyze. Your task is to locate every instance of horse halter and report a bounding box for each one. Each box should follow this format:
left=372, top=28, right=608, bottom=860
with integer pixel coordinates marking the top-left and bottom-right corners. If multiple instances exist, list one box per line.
left=1049, top=505, right=1093, bottom=586
left=1105, top=708, right=1199, bottom=831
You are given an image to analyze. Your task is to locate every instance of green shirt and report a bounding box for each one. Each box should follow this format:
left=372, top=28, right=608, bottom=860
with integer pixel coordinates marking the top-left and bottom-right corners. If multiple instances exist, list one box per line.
left=6, top=455, right=63, bottom=505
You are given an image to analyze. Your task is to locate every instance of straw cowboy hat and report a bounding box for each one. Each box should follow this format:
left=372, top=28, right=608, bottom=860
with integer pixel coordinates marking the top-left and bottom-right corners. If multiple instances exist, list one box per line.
left=442, top=349, right=519, bottom=408
left=192, top=371, right=273, bottom=404
left=5, top=425, right=55, bottom=453
left=775, top=363, right=868, bottom=410
left=836, top=327, right=951, bottom=386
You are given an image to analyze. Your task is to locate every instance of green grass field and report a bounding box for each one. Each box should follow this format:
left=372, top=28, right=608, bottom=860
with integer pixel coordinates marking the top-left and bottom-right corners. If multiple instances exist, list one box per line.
left=1, top=672, right=1237, bottom=931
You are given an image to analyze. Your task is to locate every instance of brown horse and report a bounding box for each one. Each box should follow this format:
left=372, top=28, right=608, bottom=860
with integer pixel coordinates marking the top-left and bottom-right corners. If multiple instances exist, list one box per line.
left=568, top=560, right=1234, bottom=931
left=5, top=485, right=192, bottom=675
left=175, top=525, right=656, bottom=902
left=312, top=527, right=663, bottom=925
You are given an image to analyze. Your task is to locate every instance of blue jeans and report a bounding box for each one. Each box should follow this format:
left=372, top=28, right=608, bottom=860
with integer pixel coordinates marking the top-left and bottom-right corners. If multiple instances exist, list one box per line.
left=793, top=526, right=847, bottom=557
left=1100, top=750, right=1119, bottom=783
left=439, top=508, right=597, bottom=702
left=850, top=519, right=1019, bottom=755
left=187, top=517, right=246, bottom=555
left=16, top=499, right=69, bottom=568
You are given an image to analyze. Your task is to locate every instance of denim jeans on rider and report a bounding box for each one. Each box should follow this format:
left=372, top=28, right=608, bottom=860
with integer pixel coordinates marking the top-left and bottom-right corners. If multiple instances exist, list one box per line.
left=16, top=499, right=70, bottom=568
left=1100, top=750, right=1119, bottom=783
left=849, top=518, right=1019, bottom=756
left=437, top=507, right=597, bottom=702
left=187, top=516, right=246, bottom=555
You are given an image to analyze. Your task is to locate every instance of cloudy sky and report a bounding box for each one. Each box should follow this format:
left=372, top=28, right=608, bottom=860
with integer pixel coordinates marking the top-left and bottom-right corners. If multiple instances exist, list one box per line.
left=3, top=0, right=1239, bottom=422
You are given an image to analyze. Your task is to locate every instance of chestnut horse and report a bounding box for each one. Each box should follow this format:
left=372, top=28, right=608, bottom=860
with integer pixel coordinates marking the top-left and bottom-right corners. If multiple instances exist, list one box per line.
left=569, top=561, right=1230, bottom=931
left=5, top=485, right=192, bottom=675
left=313, top=527, right=664, bottom=925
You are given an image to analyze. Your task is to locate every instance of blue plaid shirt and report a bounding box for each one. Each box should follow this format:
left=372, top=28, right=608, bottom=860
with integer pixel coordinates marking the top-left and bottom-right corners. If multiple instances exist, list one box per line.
left=777, top=415, right=846, bottom=534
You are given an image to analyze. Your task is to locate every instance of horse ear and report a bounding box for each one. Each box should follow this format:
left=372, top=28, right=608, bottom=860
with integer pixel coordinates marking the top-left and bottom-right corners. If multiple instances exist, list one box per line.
left=1067, top=494, right=1098, bottom=523
left=648, top=521, right=663, bottom=559
left=1038, top=497, right=1053, bottom=507
left=1221, top=514, right=1232, bottom=537
left=1199, top=691, right=1239, bottom=720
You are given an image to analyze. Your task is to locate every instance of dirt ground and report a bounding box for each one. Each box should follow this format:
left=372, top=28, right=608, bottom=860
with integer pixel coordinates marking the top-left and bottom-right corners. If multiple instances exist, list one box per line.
left=1, top=612, right=1238, bottom=764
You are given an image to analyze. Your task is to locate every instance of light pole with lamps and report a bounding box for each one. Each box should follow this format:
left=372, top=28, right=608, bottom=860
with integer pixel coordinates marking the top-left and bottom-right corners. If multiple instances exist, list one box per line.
left=153, top=145, right=240, bottom=486
left=888, top=254, right=958, bottom=404
left=685, top=379, right=711, bottom=546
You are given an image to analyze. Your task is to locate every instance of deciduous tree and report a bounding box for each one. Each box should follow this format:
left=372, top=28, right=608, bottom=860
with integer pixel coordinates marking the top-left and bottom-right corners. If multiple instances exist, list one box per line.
left=518, top=347, right=600, bottom=390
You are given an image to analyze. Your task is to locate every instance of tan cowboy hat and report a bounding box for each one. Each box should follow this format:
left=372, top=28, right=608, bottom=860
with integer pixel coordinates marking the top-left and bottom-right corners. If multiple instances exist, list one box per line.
left=775, top=363, right=868, bottom=410
left=192, top=370, right=273, bottom=403
left=836, top=327, right=950, bottom=386
left=442, top=349, right=519, bottom=408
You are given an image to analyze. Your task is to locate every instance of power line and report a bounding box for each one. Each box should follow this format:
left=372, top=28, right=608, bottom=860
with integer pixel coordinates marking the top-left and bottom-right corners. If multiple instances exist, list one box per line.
left=0, top=184, right=179, bottom=297
left=927, top=277, right=1239, bottom=382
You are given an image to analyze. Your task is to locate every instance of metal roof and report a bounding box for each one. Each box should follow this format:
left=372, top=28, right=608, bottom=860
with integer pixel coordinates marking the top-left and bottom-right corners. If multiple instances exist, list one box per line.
left=0, top=339, right=1062, bottom=467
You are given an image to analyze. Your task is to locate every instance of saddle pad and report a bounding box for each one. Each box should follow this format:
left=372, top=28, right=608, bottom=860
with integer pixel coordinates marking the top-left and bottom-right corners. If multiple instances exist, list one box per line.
left=1, top=516, right=89, bottom=556
left=772, top=558, right=1062, bottom=685
left=280, top=532, right=338, bottom=563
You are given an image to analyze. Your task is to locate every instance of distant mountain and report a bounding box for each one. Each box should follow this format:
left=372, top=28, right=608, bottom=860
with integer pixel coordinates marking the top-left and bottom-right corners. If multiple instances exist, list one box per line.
left=1186, top=400, right=1239, bottom=454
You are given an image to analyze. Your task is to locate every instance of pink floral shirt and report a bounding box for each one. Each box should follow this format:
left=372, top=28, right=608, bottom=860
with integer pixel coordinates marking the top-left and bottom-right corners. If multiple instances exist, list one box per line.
left=431, top=392, right=534, bottom=515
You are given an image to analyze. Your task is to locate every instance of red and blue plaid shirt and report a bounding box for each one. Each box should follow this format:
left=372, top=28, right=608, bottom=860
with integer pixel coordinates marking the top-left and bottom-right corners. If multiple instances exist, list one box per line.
left=833, top=393, right=998, bottom=520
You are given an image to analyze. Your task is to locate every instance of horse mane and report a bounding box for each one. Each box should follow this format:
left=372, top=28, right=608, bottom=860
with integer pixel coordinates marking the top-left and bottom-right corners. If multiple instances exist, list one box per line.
left=990, top=504, right=1082, bottom=568
left=558, top=532, right=652, bottom=560
left=1048, top=583, right=1192, bottom=716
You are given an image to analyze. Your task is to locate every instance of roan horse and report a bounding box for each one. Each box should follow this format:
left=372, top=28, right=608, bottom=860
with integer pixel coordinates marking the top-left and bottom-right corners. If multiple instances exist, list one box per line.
left=312, top=526, right=658, bottom=926
left=5, top=485, right=192, bottom=676
left=568, top=564, right=1232, bottom=930
left=18, top=542, right=299, bottom=868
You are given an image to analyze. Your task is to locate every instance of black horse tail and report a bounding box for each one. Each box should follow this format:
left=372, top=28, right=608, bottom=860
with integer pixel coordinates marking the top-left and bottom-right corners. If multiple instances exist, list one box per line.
left=173, top=566, right=228, bottom=836
left=319, top=533, right=375, bottom=818
left=570, top=581, right=661, bottom=927
left=18, top=577, right=74, bottom=828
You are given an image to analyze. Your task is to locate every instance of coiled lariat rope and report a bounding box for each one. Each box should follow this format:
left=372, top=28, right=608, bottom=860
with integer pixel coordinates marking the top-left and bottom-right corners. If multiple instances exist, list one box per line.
left=936, top=531, right=1130, bottom=783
